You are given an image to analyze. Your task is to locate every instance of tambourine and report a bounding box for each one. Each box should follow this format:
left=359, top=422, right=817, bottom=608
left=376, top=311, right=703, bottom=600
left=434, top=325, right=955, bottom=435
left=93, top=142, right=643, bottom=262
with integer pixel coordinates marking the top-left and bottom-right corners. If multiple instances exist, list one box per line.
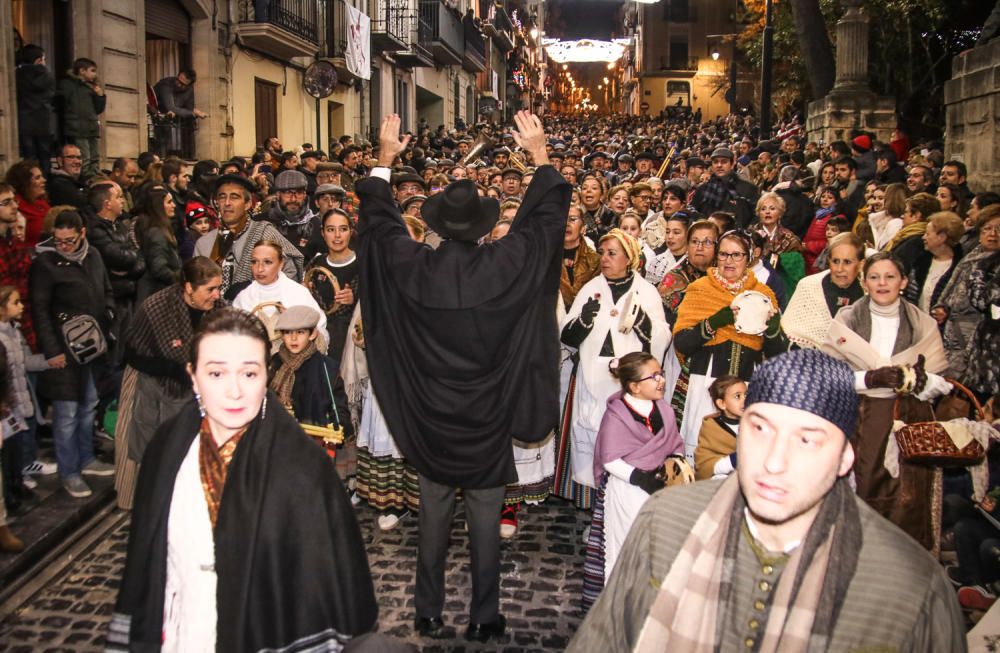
left=731, top=290, right=773, bottom=336
left=662, top=455, right=695, bottom=487
left=250, top=301, right=286, bottom=350
left=618, top=290, right=640, bottom=333
left=303, top=266, right=342, bottom=315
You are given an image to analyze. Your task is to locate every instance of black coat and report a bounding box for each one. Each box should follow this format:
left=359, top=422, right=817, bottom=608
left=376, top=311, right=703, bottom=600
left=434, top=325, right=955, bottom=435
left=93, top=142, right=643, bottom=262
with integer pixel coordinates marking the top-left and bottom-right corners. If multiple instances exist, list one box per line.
left=85, top=213, right=145, bottom=301
left=15, top=63, right=55, bottom=137
left=358, top=165, right=572, bottom=488
left=904, top=245, right=961, bottom=309
left=775, top=185, right=814, bottom=240
left=136, top=225, right=181, bottom=303
left=268, top=351, right=354, bottom=438
left=892, top=234, right=926, bottom=275
left=109, top=394, right=377, bottom=652
left=47, top=171, right=88, bottom=209
left=29, top=241, right=114, bottom=400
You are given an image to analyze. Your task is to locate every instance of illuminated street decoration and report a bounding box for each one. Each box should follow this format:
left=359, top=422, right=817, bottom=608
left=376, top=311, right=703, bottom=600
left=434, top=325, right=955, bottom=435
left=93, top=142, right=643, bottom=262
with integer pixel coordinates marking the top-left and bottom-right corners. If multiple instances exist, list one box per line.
left=543, top=38, right=633, bottom=64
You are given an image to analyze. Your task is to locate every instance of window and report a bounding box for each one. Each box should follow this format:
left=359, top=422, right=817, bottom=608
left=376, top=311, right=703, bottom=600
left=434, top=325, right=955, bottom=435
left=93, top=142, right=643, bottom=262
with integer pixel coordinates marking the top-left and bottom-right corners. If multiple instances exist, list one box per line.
left=254, top=79, right=279, bottom=150
left=454, top=77, right=461, bottom=127
left=395, top=78, right=409, bottom=130
left=669, top=40, right=689, bottom=69
left=663, top=0, right=689, bottom=22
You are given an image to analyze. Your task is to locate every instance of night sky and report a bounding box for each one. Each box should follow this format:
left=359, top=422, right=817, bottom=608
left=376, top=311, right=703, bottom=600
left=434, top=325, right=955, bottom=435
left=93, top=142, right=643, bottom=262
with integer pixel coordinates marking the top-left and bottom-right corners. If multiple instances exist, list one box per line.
left=545, top=0, right=626, bottom=40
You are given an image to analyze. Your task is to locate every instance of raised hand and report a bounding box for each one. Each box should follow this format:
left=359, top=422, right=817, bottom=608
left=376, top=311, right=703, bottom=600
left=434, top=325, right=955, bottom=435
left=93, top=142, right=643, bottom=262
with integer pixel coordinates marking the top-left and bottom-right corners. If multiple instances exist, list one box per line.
left=378, top=114, right=412, bottom=167
left=511, top=110, right=549, bottom=166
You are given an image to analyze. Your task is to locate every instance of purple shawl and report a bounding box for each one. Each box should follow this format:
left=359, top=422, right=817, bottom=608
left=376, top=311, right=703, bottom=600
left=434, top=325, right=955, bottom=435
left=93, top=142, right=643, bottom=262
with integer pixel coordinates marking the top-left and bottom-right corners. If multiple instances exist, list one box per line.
left=593, top=390, right=683, bottom=482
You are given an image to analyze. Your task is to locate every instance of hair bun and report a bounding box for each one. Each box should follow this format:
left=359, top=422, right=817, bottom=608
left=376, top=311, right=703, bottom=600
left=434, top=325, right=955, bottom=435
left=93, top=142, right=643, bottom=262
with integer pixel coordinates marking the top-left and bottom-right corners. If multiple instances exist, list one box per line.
left=608, top=357, right=621, bottom=377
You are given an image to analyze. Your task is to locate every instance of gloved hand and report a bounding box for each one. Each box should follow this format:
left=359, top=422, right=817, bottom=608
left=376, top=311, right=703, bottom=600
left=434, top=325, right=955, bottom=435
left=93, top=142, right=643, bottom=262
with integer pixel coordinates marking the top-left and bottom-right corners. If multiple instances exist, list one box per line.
left=765, top=311, right=782, bottom=335
left=580, top=295, right=600, bottom=326
left=865, top=366, right=903, bottom=390
left=911, top=354, right=928, bottom=395
left=630, top=468, right=664, bottom=495
left=707, top=306, right=735, bottom=330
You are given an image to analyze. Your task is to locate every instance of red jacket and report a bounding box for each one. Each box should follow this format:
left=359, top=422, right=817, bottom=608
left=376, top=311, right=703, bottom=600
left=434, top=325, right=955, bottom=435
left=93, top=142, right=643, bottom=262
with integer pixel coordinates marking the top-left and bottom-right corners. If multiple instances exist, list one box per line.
left=18, top=195, right=51, bottom=247
left=803, top=210, right=839, bottom=274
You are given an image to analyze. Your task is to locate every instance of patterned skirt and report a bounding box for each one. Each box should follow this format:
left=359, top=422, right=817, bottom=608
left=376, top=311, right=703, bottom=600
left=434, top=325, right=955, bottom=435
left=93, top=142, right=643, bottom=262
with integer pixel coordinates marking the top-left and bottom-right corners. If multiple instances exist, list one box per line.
left=581, top=474, right=608, bottom=612
left=551, top=367, right=598, bottom=510
left=356, top=447, right=420, bottom=513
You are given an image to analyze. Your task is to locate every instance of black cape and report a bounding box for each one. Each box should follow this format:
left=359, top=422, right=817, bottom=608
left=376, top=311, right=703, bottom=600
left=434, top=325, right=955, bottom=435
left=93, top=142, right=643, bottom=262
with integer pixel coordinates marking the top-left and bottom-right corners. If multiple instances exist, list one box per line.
left=357, top=165, right=572, bottom=488
left=108, top=392, right=376, bottom=652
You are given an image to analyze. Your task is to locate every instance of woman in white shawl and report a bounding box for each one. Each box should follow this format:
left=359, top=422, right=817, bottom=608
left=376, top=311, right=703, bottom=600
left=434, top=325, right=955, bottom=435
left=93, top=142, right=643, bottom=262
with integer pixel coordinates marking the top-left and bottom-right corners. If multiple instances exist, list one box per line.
left=553, top=228, right=671, bottom=509
left=782, top=232, right=866, bottom=349
left=232, top=240, right=328, bottom=352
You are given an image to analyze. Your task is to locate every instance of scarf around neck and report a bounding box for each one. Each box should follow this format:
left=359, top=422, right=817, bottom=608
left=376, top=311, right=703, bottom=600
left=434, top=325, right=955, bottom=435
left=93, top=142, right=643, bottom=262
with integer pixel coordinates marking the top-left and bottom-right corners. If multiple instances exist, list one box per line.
left=886, top=220, right=926, bottom=252
left=271, top=341, right=318, bottom=412
left=633, top=475, right=862, bottom=653
left=674, top=268, right=774, bottom=351
left=198, top=417, right=249, bottom=530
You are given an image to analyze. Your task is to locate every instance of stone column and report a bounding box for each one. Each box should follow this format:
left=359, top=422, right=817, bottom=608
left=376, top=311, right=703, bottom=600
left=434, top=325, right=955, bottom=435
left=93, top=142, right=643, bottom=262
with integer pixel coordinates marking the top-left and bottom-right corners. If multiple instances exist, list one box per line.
left=832, top=0, right=871, bottom=95
left=0, top=0, right=19, bottom=174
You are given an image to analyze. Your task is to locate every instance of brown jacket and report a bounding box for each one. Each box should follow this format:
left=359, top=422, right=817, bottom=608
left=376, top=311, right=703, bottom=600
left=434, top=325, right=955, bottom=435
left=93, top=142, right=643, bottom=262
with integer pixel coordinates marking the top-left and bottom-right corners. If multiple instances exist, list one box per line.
left=694, top=413, right=736, bottom=480
left=560, top=241, right=600, bottom=308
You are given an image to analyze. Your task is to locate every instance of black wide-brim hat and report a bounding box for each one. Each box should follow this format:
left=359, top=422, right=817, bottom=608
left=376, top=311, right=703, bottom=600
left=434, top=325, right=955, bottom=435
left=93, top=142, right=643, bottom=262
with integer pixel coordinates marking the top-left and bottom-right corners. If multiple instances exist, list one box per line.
left=421, top=180, right=499, bottom=242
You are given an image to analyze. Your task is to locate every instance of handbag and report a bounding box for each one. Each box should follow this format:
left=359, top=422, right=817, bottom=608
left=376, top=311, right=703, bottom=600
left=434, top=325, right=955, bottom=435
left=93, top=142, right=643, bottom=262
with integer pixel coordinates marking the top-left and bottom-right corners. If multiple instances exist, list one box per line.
left=60, top=314, right=107, bottom=365
left=893, top=379, right=986, bottom=466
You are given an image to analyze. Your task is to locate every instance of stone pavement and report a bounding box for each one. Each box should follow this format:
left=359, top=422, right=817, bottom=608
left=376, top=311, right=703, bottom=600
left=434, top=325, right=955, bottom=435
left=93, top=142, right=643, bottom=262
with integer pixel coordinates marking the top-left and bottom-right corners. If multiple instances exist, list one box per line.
left=0, top=497, right=592, bottom=652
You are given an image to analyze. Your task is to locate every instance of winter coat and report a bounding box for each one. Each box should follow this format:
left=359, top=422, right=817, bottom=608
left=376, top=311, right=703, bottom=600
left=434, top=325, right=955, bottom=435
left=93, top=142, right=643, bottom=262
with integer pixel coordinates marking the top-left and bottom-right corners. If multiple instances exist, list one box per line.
left=85, top=213, right=145, bottom=301
left=136, top=225, right=181, bottom=303
left=56, top=72, right=106, bottom=139
left=0, top=321, right=47, bottom=420
left=15, top=63, right=55, bottom=138
left=47, top=170, right=88, bottom=210
left=903, top=245, right=961, bottom=311
left=29, top=240, right=115, bottom=400
left=775, top=184, right=814, bottom=240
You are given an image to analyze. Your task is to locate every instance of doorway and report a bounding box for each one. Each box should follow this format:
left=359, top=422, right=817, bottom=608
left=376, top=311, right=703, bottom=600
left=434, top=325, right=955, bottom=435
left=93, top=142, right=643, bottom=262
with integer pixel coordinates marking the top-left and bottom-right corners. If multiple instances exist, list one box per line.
left=255, top=79, right=279, bottom=150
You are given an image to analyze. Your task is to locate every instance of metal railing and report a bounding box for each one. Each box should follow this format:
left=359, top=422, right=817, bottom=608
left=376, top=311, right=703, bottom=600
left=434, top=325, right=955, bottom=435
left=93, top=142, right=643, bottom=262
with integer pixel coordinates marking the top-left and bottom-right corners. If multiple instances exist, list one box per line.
left=464, top=18, right=486, bottom=62
left=371, top=0, right=409, bottom=45
left=419, top=0, right=463, bottom=52
left=238, top=0, right=319, bottom=43
left=328, top=0, right=348, bottom=57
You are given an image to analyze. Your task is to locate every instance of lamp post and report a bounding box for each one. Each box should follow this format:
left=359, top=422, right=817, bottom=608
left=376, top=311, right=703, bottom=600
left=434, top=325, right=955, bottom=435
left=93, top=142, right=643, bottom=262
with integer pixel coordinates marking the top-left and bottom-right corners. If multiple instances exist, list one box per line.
left=759, top=0, right=774, bottom=137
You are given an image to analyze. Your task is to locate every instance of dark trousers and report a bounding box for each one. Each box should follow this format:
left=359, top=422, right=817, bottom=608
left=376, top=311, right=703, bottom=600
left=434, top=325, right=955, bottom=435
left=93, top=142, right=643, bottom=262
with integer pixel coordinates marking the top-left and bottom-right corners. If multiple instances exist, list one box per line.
left=955, top=514, right=1000, bottom=586
left=19, top=134, right=51, bottom=177
left=415, top=474, right=503, bottom=624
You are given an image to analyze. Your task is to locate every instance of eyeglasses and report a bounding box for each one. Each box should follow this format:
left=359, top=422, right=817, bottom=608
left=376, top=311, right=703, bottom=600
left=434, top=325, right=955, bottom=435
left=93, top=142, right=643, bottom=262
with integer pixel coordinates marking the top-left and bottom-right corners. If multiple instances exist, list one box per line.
left=982, top=225, right=1000, bottom=235
left=0, top=198, right=15, bottom=207
left=690, top=238, right=716, bottom=249
left=53, top=235, right=81, bottom=247
left=638, top=372, right=665, bottom=383
left=718, top=251, right=747, bottom=261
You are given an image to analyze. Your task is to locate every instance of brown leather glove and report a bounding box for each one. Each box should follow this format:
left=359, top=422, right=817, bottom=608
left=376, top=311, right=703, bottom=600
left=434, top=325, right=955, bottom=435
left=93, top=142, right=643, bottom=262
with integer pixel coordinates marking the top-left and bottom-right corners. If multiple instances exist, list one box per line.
left=865, top=366, right=904, bottom=390
left=912, top=355, right=928, bottom=395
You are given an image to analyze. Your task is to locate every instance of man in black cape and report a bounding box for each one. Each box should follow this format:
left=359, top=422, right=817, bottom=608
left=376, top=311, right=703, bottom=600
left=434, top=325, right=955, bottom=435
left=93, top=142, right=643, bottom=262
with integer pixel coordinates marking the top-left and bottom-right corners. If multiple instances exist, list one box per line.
left=357, top=112, right=571, bottom=643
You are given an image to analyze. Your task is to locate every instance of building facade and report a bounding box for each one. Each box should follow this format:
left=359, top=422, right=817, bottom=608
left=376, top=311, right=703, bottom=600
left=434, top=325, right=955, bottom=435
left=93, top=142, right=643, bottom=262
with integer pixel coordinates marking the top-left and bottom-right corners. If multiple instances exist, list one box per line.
left=1, top=0, right=524, bottom=174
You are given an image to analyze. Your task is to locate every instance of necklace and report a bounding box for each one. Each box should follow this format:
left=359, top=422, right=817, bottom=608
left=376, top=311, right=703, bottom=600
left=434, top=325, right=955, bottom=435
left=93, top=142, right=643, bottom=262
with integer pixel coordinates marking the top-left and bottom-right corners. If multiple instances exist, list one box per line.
left=710, top=266, right=747, bottom=294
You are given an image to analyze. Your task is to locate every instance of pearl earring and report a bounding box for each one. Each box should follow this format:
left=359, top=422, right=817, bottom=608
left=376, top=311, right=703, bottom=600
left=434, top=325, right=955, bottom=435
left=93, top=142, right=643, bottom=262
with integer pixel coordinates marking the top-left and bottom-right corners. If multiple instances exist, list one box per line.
left=195, top=391, right=206, bottom=418
left=261, top=395, right=267, bottom=420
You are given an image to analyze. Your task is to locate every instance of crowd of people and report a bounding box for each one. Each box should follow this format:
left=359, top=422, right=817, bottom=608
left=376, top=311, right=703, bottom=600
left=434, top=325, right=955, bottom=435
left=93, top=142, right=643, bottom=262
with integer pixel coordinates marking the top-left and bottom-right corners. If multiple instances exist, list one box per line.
left=4, top=41, right=1000, bottom=650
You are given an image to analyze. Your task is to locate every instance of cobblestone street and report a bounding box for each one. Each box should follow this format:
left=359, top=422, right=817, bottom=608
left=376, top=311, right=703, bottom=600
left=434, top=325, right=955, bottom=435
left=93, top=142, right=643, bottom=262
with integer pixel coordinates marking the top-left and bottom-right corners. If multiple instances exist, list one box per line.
left=0, top=498, right=590, bottom=652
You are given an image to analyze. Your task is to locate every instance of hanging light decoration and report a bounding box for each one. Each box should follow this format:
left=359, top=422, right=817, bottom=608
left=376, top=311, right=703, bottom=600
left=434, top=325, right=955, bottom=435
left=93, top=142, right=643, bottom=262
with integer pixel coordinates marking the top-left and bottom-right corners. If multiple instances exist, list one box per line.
left=543, top=38, right=633, bottom=64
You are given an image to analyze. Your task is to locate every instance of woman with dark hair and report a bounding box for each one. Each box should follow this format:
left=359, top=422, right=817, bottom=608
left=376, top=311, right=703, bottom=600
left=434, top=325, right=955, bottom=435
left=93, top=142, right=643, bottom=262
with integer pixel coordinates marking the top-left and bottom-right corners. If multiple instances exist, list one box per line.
left=582, top=351, right=682, bottom=609
left=936, top=183, right=964, bottom=218
left=4, top=160, right=49, bottom=246
left=673, top=230, right=787, bottom=457
left=887, top=192, right=940, bottom=273
left=109, top=307, right=377, bottom=652
left=136, top=187, right=182, bottom=302
left=114, top=257, right=223, bottom=509
left=579, top=174, right=616, bottom=239
left=305, top=209, right=359, bottom=363
left=824, top=253, right=953, bottom=550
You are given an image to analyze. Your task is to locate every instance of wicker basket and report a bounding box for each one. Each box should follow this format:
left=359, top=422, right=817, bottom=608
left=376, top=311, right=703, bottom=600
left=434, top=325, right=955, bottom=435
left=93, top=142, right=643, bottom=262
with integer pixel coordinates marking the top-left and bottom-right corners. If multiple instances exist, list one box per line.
left=893, top=379, right=986, bottom=466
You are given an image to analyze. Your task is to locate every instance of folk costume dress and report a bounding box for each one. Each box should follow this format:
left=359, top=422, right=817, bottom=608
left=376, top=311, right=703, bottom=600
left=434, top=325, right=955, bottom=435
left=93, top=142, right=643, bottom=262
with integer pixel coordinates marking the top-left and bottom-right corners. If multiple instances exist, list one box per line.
left=753, top=221, right=806, bottom=296
left=554, top=272, right=670, bottom=508
left=673, top=269, right=786, bottom=459
left=823, top=297, right=950, bottom=550
left=658, top=258, right=708, bottom=430
left=108, top=394, right=377, bottom=652
left=341, top=304, right=420, bottom=515
left=582, top=391, right=682, bottom=610
left=693, top=412, right=740, bottom=480
left=781, top=270, right=864, bottom=350
left=305, top=251, right=360, bottom=364
left=232, top=272, right=329, bottom=353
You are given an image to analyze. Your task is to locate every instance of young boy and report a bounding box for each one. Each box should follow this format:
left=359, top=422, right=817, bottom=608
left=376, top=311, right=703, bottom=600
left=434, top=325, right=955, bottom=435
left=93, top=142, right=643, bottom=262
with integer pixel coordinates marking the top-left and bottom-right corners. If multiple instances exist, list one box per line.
left=814, top=216, right=852, bottom=272
left=56, top=57, right=106, bottom=179
left=694, top=374, right=746, bottom=480
left=269, top=306, right=353, bottom=456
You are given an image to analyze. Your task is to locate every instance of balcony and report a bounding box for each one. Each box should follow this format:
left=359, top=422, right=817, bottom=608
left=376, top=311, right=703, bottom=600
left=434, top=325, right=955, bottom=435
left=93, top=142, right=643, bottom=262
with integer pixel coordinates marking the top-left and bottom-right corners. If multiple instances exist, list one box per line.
left=235, top=0, right=319, bottom=60
left=462, top=17, right=486, bottom=73
left=394, top=13, right=434, bottom=68
left=326, top=0, right=362, bottom=81
left=492, top=5, right=514, bottom=51
left=419, top=1, right=463, bottom=66
left=657, top=56, right=700, bottom=73
left=371, top=0, right=408, bottom=53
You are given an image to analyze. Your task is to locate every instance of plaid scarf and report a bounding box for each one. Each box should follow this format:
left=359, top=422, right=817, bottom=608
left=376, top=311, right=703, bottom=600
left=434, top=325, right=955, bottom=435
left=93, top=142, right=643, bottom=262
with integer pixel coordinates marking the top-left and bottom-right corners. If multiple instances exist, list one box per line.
left=634, top=475, right=861, bottom=653
left=198, top=417, right=249, bottom=530
left=270, top=341, right=318, bottom=413
left=698, top=174, right=738, bottom=211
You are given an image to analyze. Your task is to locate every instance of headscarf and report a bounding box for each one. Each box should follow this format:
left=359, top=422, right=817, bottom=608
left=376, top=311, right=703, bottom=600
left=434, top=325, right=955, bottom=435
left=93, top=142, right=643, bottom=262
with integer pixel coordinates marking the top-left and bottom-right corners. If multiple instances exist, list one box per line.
left=599, top=228, right=642, bottom=272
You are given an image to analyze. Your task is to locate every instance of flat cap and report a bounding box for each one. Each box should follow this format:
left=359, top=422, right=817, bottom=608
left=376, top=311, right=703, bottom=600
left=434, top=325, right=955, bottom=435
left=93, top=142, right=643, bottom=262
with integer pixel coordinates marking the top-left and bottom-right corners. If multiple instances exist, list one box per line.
left=276, top=305, right=320, bottom=331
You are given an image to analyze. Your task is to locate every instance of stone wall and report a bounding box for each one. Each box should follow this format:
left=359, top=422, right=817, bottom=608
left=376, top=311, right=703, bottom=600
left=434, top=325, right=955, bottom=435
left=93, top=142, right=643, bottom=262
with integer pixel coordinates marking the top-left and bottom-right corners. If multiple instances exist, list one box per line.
left=945, top=37, right=1000, bottom=193
left=0, top=0, right=17, bottom=175
left=806, top=92, right=896, bottom=146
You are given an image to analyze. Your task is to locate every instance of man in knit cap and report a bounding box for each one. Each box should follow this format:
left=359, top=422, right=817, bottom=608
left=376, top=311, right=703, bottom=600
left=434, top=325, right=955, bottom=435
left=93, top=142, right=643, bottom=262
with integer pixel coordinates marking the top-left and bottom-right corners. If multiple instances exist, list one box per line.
left=570, top=349, right=965, bottom=652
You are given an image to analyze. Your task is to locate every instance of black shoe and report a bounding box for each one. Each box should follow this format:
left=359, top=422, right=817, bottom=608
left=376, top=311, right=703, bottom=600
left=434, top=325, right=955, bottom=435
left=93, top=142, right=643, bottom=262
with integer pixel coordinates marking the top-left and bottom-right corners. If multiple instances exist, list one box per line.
left=414, top=615, right=447, bottom=638
left=464, top=614, right=506, bottom=642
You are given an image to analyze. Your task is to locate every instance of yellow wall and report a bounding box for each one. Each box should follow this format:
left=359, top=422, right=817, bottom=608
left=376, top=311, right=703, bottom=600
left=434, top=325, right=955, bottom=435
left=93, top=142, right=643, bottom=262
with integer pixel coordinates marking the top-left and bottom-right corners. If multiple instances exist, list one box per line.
left=230, top=53, right=362, bottom=156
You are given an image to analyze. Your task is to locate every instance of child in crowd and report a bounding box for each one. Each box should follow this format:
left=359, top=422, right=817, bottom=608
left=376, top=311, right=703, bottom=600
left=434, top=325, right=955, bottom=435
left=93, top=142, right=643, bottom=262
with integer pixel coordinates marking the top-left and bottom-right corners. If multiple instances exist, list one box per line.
left=0, top=286, right=56, bottom=506
left=268, top=306, right=352, bottom=457
left=694, top=374, right=746, bottom=480
left=814, top=216, right=852, bottom=273
left=804, top=186, right=844, bottom=273
left=178, top=206, right=213, bottom=261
